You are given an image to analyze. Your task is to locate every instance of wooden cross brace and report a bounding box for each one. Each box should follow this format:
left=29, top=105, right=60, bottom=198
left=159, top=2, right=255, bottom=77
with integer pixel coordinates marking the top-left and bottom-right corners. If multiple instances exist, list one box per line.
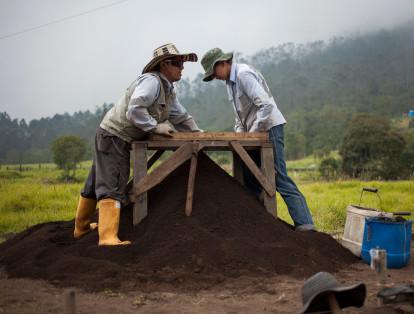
left=230, top=141, right=275, bottom=197
left=131, top=142, right=203, bottom=198
left=129, top=133, right=277, bottom=226
left=130, top=142, right=203, bottom=224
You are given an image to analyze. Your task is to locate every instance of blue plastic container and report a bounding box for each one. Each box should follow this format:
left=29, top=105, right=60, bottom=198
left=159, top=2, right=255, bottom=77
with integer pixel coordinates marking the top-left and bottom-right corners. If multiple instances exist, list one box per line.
left=361, top=217, right=412, bottom=268
left=408, top=110, right=414, bottom=117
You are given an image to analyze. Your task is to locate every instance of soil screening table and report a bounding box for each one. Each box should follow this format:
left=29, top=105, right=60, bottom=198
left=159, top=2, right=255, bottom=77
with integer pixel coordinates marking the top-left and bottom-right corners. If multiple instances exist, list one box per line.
left=128, top=132, right=277, bottom=225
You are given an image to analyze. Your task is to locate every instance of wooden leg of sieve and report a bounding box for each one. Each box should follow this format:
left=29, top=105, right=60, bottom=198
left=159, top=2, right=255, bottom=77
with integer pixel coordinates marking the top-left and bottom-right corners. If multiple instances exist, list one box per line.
left=185, top=153, right=198, bottom=216
left=260, top=143, right=277, bottom=218
left=132, top=143, right=148, bottom=226
left=232, top=151, right=244, bottom=186
left=185, top=142, right=202, bottom=216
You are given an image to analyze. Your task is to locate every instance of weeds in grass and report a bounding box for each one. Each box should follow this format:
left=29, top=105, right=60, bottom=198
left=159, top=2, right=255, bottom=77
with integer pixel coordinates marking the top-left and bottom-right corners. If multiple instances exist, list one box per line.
left=276, top=180, right=414, bottom=233
left=1, top=161, right=413, bottom=235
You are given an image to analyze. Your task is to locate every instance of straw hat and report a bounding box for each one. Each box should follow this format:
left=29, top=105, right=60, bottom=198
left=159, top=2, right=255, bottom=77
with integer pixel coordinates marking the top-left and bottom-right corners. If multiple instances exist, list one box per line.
left=142, top=43, right=198, bottom=74
left=300, top=272, right=366, bottom=313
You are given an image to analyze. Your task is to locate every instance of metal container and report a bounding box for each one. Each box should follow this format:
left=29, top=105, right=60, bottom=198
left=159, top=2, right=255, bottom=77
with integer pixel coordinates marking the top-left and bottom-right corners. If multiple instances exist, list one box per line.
left=342, top=205, right=392, bottom=256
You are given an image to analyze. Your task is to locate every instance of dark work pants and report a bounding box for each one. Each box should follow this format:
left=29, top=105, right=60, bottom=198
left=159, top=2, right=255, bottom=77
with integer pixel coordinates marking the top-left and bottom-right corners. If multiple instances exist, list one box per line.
left=81, top=127, right=131, bottom=204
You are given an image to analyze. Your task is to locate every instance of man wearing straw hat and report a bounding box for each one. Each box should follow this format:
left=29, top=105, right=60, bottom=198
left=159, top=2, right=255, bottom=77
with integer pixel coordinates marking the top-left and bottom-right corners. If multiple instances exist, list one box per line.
left=201, top=48, right=315, bottom=231
left=73, top=43, right=201, bottom=246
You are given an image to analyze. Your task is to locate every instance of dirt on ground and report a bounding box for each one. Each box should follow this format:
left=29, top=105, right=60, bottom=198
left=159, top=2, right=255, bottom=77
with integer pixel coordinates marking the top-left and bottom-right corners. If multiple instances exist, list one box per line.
left=0, top=153, right=413, bottom=313
left=1, top=260, right=413, bottom=313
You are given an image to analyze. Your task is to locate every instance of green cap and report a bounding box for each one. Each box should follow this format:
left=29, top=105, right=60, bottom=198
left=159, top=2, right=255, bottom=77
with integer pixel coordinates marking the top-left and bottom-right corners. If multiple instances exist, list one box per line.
left=201, top=48, right=233, bottom=82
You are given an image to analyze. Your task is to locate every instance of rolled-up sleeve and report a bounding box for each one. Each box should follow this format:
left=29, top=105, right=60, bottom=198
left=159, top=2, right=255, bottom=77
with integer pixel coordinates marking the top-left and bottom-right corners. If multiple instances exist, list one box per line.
left=239, top=72, right=274, bottom=132
left=126, top=75, right=160, bottom=132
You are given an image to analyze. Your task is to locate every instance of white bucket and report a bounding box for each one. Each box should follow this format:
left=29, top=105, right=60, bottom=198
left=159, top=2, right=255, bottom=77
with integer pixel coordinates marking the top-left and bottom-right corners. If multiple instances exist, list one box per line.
left=341, top=205, right=393, bottom=256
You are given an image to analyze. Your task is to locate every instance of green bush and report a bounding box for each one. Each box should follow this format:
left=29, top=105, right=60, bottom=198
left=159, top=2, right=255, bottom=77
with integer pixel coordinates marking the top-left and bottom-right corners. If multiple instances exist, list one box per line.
left=51, top=136, right=88, bottom=181
left=340, top=113, right=406, bottom=179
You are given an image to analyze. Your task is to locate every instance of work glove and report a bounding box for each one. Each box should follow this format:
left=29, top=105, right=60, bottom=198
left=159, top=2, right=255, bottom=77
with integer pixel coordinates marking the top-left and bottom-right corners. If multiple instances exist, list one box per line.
left=153, top=123, right=175, bottom=137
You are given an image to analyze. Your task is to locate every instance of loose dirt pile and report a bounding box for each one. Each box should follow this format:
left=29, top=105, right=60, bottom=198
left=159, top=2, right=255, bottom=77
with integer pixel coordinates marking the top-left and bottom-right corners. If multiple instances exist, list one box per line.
left=0, top=153, right=357, bottom=292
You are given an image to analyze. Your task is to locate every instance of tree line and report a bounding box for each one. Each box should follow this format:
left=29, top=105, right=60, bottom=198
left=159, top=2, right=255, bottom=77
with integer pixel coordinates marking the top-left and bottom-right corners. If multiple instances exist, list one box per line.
left=0, top=104, right=112, bottom=164
left=1, top=22, right=413, bottom=178
left=178, top=22, right=414, bottom=160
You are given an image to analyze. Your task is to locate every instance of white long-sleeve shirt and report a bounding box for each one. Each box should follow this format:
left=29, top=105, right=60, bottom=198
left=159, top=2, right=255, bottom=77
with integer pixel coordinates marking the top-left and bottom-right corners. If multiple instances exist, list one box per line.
left=126, top=72, right=199, bottom=132
left=226, top=63, right=286, bottom=132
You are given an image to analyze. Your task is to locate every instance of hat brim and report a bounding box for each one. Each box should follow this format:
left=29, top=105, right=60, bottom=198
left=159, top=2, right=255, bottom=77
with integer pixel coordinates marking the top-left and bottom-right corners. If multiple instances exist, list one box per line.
left=142, top=52, right=198, bottom=74
left=202, top=52, right=233, bottom=82
left=301, top=283, right=366, bottom=314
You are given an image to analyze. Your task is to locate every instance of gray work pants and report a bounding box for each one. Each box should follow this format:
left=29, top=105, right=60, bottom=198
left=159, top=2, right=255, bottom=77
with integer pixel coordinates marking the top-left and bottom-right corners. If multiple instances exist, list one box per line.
left=81, top=127, right=130, bottom=204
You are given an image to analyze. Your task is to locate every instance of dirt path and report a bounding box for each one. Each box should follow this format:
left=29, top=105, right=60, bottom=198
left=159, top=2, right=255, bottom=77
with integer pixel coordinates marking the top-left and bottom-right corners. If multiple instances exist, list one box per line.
left=1, top=257, right=413, bottom=314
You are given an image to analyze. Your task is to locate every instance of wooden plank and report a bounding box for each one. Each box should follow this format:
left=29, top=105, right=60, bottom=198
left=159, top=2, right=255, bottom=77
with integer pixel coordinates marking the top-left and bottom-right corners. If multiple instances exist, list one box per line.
left=144, top=140, right=264, bottom=150
left=126, top=149, right=164, bottom=205
left=232, top=151, right=244, bottom=186
left=147, top=149, right=164, bottom=169
left=185, top=154, right=198, bottom=216
left=132, top=142, right=194, bottom=201
left=185, top=143, right=200, bottom=216
left=261, top=145, right=277, bottom=217
left=230, top=141, right=275, bottom=197
left=133, top=143, right=148, bottom=225
left=149, top=131, right=268, bottom=141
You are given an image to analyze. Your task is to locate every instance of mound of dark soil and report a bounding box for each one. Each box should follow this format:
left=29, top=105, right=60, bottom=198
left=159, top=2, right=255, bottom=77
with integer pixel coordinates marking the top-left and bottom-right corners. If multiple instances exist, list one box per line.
left=0, top=153, right=357, bottom=292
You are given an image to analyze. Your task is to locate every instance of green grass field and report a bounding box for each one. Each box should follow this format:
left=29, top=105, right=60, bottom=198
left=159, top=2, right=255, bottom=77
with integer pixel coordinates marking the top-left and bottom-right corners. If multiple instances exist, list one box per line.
left=1, top=160, right=413, bottom=236
left=0, top=165, right=88, bottom=234
left=277, top=180, right=414, bottom=233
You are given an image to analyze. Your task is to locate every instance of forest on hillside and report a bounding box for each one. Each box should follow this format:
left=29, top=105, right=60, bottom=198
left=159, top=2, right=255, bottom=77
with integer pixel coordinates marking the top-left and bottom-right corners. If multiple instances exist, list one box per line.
left=1, top=22, right=413, bottom=164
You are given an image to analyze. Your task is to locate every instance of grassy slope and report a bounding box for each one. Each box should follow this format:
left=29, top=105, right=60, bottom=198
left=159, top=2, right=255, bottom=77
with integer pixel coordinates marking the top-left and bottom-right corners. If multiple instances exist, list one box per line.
left=1, top=160, right=413, bottom=234
left=0, top=164, right=89, bottom=234
left=277, top=180, right=414, bottom=232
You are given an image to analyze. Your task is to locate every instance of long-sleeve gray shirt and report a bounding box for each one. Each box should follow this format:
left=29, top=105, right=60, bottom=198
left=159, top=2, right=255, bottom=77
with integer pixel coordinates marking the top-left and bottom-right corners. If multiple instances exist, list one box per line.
left=226, top=63, right=286, bottom=132
left=126, top=72, right=200, bottom=132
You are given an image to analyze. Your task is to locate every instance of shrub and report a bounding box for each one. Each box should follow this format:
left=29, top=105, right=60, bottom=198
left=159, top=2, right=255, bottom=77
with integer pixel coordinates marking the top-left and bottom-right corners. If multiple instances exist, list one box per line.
left=51, top=136, right=88, bottom=181
left=319, top=157, right=340, bottom=180
left=340, top=113, right=405, bottom=179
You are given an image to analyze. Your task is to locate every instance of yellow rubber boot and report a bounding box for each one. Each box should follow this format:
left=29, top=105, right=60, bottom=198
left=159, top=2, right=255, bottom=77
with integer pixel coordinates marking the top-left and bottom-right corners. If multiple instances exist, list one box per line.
left=98, top=199, right=131, bottom=246
left=74, top=196, right=98, bottom=239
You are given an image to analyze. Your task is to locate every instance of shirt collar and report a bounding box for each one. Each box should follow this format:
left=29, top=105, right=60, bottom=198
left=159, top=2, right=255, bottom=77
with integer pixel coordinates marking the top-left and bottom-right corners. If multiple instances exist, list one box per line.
left=157, top=72, right=174, bottom=91
left=228, top=62, right=237, bottom=84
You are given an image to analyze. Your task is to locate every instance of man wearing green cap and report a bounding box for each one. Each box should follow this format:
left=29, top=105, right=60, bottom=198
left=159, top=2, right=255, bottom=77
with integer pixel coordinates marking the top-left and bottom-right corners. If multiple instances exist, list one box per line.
left=201, top=48, right=315, bottom=231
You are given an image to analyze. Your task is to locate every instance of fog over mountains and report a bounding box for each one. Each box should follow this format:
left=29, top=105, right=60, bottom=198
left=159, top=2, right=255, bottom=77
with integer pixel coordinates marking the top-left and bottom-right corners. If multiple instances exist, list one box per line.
left=1, top=23, right=414, bottom=163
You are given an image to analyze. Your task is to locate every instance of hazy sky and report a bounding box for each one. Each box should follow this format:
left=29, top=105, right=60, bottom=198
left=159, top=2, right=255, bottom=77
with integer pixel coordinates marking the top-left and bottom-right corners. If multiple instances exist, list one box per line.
left=1, top=0, right=414, bottom=121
